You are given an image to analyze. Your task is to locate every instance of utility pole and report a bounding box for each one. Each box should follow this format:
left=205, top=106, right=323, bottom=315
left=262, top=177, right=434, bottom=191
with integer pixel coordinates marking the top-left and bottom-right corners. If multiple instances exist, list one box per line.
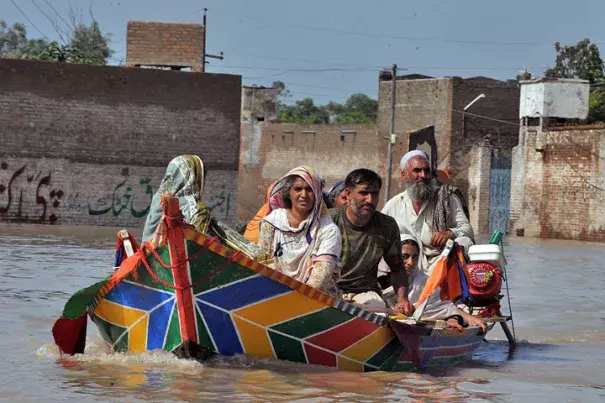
left=201, top=8, right=224, bottom=72
left=385, top=64, right=397, bottom=201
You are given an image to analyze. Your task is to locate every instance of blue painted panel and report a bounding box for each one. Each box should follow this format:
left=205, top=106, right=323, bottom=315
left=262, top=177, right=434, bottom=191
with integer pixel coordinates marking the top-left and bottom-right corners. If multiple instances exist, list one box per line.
left=147, top=299, right=175, bottom=350
left=489, top=168, right=511, bottom=234
left=105, top=281, right=173, bottom=311
left=196, top=275, right=291, bottom=311
left=196, top=301, right=244, bottom=355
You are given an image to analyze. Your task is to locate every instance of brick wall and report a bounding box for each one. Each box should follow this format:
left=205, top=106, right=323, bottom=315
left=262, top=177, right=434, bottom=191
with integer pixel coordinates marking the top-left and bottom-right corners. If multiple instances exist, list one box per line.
left=450, top=77, right=519, bottom=190
left=378, top=77, right=454, bottom=197
left=126, top=21, right=205, bottom=71
left=466, top=145, right=492, bottom=235
left=0, top=58, right=241, bottom=226
left=510, top=127, right=605, bottom=241
left=238, top=122, right=380, bottom=220
left=378, top=76, right=519, bottom=235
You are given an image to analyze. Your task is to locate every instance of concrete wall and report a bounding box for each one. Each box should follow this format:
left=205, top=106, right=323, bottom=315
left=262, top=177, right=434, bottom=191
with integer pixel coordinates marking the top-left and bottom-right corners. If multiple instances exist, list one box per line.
left=0, top=58, right=241, bottom=226
left=241, top=86, right=278, bottom=122
left=510, top=127, right=605, bottom=241
left=126, top=21, right=205, bottom=71
left=238, top=122, right=380, bottom=220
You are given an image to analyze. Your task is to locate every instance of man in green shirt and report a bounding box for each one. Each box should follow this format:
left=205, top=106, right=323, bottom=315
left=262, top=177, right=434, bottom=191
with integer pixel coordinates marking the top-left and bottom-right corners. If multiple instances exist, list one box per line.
left=329, top=169, right=414, bottom=316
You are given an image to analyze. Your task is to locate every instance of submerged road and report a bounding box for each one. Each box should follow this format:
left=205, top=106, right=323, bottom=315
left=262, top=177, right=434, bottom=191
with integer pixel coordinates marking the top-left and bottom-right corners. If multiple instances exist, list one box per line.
left=0, top=224, right=604, bottom=402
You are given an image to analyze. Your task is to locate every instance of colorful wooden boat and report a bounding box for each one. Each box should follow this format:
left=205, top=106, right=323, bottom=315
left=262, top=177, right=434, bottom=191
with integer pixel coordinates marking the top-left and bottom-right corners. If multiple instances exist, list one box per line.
left=58, top=194, right=496, bottom=372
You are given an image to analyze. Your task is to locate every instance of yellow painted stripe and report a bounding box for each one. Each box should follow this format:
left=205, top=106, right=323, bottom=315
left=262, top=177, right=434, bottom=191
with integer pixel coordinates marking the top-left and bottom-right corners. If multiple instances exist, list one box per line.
left=94, top=299, right=145, bottom=328
left=337, top=356, right=364, bottom=372
left=341, top=327, right=396, bottom=362
left=233, top=316, right=274, bottom=358
left=235, top=291, right=325, bottom=326
left=129, top=316, right=148, bottom=352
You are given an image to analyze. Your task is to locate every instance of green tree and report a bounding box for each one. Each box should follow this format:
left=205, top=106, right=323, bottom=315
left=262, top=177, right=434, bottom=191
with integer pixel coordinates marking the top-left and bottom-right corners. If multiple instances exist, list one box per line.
left=342, top=93, right=378, bottom=121
left=0, top=18, right=113, bottom=65
left=272, top=82, right=378, bottom=124
left=588, top=91, right=605, bottom=122
left=70, top=20, right=113, bottom=65
left=545, top=39, right=604, bottom=84
left=278, top=98, right=330, bottom=124
left=0, top=20, right=28, bottom=57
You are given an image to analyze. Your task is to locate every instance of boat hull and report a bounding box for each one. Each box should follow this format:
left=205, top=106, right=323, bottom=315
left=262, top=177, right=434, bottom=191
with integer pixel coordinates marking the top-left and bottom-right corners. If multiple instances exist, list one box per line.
left=90, top=225, right=486, bottom=372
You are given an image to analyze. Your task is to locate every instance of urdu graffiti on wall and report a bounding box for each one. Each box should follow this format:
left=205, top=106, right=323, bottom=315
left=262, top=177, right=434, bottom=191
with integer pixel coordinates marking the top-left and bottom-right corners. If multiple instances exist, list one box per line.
left=88, top=177, right=154, bottom=218
left=0, top=161, right=63, bottom=223
left=88, top=177, right=233, bottom=220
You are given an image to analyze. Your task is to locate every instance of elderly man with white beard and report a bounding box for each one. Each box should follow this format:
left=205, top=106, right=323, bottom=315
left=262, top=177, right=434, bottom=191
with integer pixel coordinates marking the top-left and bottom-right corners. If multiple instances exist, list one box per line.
left=382, top=150, right=474, bottom=274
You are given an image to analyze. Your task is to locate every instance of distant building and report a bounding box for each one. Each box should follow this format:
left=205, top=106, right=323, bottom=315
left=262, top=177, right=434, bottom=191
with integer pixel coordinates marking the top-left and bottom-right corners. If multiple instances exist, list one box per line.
left=377, top=74, right=520, bottom=234
left=126, top=21, right=205, bottom=72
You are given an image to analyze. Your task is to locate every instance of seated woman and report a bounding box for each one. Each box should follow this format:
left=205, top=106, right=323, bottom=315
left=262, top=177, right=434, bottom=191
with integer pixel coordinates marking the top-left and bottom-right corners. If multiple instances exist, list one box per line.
left=142, top=155, right=264, bottom=261
left=325, top=180, right=348, bottom=208
left=258, top=166, right=342, bottom=297
left=387, top=235, right=486, bottom=331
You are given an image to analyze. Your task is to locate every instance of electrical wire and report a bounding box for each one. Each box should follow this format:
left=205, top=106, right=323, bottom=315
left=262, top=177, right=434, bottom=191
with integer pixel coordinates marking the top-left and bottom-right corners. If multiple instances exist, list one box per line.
left=9, top=0, right=50, bottom=40
left=30, top=0, right=68, bottom=42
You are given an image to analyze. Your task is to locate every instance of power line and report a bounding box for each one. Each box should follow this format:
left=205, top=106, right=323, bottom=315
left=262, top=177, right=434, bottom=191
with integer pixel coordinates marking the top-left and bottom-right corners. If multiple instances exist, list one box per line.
left=41, top=0, right=73, bottom=33
left=207, top=7, right=553, bottom=47
left=30, top=0, right=68, bottom=42
left=9, top=0, right=50, bottom=40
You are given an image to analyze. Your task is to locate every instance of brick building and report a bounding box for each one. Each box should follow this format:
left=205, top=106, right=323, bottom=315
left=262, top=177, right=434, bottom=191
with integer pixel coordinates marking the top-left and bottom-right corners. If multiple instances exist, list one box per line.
left=126, top=21, right=205, bottom=71
left=510, top=78, right=605, bottom=241
left=377, top=74, right=520, bottom=234
left=0, top=58, right=241, bottom=227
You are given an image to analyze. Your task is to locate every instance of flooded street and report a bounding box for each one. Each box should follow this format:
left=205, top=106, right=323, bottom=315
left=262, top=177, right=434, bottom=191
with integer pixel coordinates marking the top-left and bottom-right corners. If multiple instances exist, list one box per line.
left=1, top=223, right=604, bottom=402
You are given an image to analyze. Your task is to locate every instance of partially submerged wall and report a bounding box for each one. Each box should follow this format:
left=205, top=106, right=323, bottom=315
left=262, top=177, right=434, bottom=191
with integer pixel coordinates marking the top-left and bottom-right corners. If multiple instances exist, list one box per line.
left=510, top=127, right=605, bottom=241
left=0, top=58, right=241, bottom=226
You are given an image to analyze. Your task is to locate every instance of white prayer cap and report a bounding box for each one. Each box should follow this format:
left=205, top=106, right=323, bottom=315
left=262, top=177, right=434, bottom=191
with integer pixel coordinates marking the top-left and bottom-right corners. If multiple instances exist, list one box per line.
left=400, top=150, right=429, bottom=170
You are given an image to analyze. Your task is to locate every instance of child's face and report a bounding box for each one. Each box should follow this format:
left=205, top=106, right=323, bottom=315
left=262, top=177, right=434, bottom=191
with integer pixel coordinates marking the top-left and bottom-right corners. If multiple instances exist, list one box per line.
left=402, top=243, right=420, bottom=276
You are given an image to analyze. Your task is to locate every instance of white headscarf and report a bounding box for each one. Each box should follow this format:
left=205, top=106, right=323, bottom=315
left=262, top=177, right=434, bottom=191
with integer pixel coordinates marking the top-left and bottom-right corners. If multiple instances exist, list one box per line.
left=262, top=166, right=341, bottom=283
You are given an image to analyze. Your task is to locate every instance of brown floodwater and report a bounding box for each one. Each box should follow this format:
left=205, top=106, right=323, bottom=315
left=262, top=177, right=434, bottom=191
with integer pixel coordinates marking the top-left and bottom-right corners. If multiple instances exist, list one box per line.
left=1, top=223, right=604, bottom=402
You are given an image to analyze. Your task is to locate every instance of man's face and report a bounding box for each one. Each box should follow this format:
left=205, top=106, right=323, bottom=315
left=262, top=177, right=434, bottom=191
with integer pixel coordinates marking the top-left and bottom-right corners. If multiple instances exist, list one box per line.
left=401, top=157, right=432, bottom=185
left=346, top=183, right=380, bottom=217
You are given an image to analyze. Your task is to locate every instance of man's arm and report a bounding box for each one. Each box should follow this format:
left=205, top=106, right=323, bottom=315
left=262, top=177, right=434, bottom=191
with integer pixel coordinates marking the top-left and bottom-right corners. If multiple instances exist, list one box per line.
left=429, top=194, right=474, bottom=248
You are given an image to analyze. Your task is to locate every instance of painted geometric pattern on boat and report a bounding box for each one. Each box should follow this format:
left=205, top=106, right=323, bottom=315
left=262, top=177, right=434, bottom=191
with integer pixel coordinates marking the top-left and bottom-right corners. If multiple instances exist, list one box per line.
left=91, top=230, right=484, bottom=372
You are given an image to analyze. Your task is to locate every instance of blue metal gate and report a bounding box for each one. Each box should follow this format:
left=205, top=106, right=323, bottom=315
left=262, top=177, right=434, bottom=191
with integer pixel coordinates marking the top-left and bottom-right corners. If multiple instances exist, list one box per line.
left=488, top=155, right=512, bottom=234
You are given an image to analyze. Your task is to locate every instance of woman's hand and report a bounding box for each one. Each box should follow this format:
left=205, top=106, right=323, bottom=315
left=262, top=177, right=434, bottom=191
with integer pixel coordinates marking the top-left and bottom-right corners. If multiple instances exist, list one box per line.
left=446, top=318, right=463, bottom=332
left=466, top=315, right=487, bottom=333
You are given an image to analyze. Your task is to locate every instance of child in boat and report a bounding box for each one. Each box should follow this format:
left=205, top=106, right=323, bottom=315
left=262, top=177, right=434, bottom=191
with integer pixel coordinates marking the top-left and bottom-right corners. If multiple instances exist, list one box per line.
left=396, top=235, right=486, bottom=332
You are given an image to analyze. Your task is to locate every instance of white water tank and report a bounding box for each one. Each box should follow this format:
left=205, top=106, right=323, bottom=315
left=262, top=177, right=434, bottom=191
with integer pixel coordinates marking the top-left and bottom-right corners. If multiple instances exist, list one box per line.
left=519, top=78, right=590, bottom=120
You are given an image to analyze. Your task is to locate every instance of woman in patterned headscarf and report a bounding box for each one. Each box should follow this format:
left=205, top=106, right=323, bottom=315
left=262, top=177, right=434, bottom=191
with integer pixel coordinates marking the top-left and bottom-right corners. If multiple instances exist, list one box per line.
left=258, top=166, right=342, bottom=297
left=325, top=180, right=347, bottom=208
left=142, top=155, right=264, bottom=261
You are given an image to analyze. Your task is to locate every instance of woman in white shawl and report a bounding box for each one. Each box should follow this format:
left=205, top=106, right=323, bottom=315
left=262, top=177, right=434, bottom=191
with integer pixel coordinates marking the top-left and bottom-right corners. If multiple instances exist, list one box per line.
left=258, top=166, right=342, bottom=297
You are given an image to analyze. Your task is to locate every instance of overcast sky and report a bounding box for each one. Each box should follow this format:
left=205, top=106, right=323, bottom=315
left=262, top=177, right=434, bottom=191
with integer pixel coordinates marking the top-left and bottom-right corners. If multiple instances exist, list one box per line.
left=3, top=0, right=605, bottom=104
